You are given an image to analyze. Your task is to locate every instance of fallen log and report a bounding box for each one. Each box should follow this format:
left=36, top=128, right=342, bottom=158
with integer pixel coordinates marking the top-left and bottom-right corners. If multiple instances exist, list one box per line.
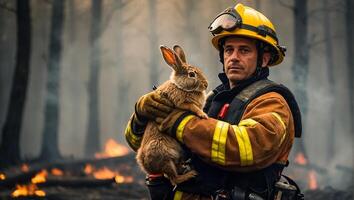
left=38, top=177, right=116, bottom=188
left=0, top=153, right=138, bottom=188
left=0, top=168, right=42, bottom=188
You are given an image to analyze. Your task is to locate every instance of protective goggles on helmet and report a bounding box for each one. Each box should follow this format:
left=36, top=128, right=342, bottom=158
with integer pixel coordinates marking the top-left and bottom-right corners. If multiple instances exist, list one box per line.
left=208, top=7, right=242, bottom=36
left=208, top=7, right=279, bottom=43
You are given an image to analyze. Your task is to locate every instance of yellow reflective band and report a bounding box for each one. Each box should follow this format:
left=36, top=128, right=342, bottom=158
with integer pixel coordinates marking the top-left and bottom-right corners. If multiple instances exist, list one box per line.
left=124, top=120, right=132, bottom=136
left=271, top=112, right=287, bottom=146
left=176, top=115, right=195, bottom=143
left=239, top=118, right=258, bottom=127
left=271, top=112, right=286, bottom=130
left=211, top=121, right=230, bottom=165
left=232, top=125, right=254, bottom=166
left=173, top=190, right=183, bottom=200
left=124, top=120, right=142, bottom=149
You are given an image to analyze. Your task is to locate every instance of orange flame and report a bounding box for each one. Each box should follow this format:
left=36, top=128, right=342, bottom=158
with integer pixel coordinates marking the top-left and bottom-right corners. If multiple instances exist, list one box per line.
left=31, top=170, right=47, bottom=184
left=308, top=170, right=318, bottom=190
left=21, top=164, right=29, bottom=172
left=51, top=168, right=64, bottom=176
left=93, top=167, right=116, bottom=179
left=294, top=152, right=308, bottom=165
left=95, top=138, right=130, bottom=158
left=11, top=184, right=45, bottom=197
left=83, top=164, right=134, bottom=183
left=11, top=169, right=48, bottom=197
left=115, top=175, right=134, bottom=184
left=84, top=164, right=94, bottom=174
left=0, top=173, right=5, bottom=180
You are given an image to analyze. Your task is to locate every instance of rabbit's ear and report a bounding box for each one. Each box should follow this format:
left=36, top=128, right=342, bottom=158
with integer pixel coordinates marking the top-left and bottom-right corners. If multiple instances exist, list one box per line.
left=160, top=45, right=184, bottom=72
left=173, top=45, right=187, bottom=63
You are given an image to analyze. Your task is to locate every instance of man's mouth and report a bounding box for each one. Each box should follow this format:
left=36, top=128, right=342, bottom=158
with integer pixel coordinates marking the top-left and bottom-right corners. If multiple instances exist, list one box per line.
left=228, top=66, right=243, bottom=72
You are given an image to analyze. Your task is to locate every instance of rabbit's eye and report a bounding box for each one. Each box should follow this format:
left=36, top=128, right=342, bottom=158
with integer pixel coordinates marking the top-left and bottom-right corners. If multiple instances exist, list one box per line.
left=188, top=72, right=196, bottom=78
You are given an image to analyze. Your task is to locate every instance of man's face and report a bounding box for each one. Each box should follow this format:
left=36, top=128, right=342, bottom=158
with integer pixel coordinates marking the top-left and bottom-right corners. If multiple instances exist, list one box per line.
left=223, top=37, right=258, bottom=88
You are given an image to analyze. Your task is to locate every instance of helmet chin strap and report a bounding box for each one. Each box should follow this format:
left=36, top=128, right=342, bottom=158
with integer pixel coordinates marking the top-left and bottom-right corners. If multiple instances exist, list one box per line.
left=219, top=46, right=225, bottom=67
left=254, top=41, right=265, bottom=77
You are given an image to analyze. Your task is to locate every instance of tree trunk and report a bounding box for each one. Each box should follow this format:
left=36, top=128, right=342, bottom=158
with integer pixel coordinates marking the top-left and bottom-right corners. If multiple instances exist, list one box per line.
left=184, top=0, right=199, bottom=53
left=115, top=0, right=131, bottom=138
left=323, top=0, right=335, bottom=161
left=346, top=0, right=354, bottom=136
left=149, top=0, right=159, bottom=87
left=291, top=0, right=309, bottom=159
left=85, top=0, right=102, bottom=156
left=0, top=0, right=31, bottom=167
left=67, top=0, right=80, bottom=138
left=255, top=0, right=260, bottom=10
left=40, top=0, right=65, bottom=160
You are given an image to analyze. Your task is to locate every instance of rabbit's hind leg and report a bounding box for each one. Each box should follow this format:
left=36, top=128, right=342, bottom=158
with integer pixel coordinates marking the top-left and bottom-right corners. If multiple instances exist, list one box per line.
left=163, top=160, right=197, bottom=185
left=174, top=169, right=198, bottom=185
left=162, top=160, right=179, bottom=186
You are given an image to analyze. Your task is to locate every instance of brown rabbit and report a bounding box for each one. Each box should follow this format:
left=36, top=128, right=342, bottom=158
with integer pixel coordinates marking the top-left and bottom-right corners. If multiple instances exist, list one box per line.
left=136, top=45, right=208, bottom=186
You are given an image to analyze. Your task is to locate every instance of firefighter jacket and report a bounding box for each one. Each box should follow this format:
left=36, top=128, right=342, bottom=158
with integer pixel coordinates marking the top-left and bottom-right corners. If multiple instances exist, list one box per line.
left=125, top=69, right=302, bottom=200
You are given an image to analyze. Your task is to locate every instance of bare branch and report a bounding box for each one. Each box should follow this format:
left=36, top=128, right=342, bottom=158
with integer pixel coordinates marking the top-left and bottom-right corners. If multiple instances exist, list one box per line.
left=307, top=6, right=344, bottom=18
left=277, top=0, right=294, bottom=10
left=101, top=0, right=135, bottom=34
left=41, top=0, right=52, bottom=5
left=121, top=0, right=133, bottom=8
left=122, top=13, right=137, bottom=25
left=0, top=1, right=16, bottom=13
left=174, top=1, right=184, bottom=17
left=308, top=34, right=344, bottom=48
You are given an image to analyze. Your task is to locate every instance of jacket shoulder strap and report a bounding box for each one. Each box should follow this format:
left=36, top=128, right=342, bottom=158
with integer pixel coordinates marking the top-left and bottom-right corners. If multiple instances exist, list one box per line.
left=224, top=79, right=302, bottom=138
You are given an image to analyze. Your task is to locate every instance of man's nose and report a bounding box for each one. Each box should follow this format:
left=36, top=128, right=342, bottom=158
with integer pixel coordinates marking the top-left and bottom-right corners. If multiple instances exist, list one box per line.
left=230, top=50, right=240, bottom=62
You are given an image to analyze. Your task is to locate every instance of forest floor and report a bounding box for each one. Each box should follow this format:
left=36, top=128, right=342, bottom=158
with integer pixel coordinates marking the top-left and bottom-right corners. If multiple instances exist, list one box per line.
left=0, top=153, right=352, bottom=200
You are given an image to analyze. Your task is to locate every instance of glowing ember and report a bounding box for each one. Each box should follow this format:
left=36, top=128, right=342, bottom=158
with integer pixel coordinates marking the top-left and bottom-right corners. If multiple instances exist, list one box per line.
left=93, top=167, right=116, bottom=179
left=95, top=138, right=130, bottom=158
left=11, top=169, right=48, bottom=197
left=115, top=175, right=134, bottom=184
left=11, top=184, right=46, bottom=197
left=84, top=164, right=94, bottom=174
left=294, top=152, right=308, bottom=165
left=0, top=173, right=5, bottom=180
left=21, top=164, right=29, bottom=172
left=51, top=168, right=64, bottom=176
left=31, top=170, right=47, bottom=184
left=308, top=170, right=318, bottom=190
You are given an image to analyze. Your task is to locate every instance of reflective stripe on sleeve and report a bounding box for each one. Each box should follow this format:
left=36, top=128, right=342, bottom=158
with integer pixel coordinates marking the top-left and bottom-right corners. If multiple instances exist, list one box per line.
left=124, top=120, right=142, bottom=149
left=173, top=190, right=183, bottom=200
left=176, top=115, right=195, bottom=143
left=232, top=125, right=254, bottom=166
left=239, top=118, right=258, bottom=127
left=211, top=121, right=230, bottom=165
left=271, top=112, right=287, bottom=145
left=271, top=112, right=286, bottom=130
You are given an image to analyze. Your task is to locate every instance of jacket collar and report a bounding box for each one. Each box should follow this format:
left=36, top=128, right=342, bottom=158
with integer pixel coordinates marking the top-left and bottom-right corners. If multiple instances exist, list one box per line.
left=214, top=67, right=270, bottom=100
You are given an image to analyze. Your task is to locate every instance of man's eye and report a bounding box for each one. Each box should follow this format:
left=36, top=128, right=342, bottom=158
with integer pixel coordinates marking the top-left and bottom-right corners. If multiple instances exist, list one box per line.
left=225, top=48, right=233, bottom=54
left=240, top=48, right=250, bottom=54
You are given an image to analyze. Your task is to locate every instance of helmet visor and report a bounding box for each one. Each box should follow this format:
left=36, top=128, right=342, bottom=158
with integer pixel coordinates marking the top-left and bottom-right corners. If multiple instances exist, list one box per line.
left=208, top=8, right=242, bottom=35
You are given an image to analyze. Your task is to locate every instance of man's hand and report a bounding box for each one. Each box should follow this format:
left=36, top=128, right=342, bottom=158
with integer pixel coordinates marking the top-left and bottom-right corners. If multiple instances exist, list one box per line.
left=135, top=91, right=174, bottom=122
left=155, top=109, right=189, bottom=135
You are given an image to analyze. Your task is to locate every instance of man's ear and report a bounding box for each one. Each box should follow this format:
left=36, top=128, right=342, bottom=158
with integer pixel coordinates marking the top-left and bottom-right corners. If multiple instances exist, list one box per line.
left=262, top=52, right=271, bottom=67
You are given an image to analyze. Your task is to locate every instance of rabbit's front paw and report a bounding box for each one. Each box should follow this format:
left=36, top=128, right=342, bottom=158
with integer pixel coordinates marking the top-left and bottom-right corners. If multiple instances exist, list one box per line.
left=197, top=112, right=208, bottom=119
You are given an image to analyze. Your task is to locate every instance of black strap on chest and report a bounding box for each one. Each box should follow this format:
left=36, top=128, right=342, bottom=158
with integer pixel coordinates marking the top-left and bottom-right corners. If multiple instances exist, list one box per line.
left=223, top=79, right=302, bottom=137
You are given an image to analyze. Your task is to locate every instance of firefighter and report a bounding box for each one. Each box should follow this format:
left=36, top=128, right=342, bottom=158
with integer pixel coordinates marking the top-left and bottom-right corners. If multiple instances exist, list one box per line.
left=125, top=3, right=303, bottom=200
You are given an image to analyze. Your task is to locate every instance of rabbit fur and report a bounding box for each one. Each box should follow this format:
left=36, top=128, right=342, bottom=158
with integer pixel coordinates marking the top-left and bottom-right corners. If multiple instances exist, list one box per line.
left=136, top=45, right=208, bottom=186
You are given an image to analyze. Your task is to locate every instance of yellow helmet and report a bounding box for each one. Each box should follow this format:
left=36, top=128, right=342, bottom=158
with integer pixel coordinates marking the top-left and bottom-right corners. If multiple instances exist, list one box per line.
left=209, top=3, right=285, bottom=66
